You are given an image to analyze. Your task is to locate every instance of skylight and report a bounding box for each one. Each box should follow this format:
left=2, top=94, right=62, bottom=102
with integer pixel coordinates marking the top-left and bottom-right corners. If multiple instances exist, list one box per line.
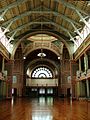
left=74, top=18, right=90, bottom=52
left=0, top=27, right=13, bottom=53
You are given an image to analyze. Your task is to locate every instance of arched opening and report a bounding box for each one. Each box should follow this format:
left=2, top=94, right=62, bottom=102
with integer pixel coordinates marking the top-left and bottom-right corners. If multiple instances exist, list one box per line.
left=24, top=48, right=60, bottom=97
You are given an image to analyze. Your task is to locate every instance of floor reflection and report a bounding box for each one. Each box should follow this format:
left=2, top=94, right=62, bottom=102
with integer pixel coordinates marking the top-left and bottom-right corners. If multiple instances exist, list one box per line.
left=32, top=111, right=53, bottom=120
left=38, top=96, right=53, bottom=106
left=0, top=97, right=89, bottom=120
left=32, top=97, right=53, bottom=120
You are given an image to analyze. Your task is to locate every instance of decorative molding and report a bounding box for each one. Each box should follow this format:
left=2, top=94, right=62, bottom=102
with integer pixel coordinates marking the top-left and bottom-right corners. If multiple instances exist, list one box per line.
left=23, top=42, right=60, bottom=57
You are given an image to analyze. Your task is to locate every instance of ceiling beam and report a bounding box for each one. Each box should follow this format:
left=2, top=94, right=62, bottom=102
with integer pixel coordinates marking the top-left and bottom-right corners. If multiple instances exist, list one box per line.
left=67, top=32, right=78, bottom=46
left=16, top=27, right=70, bottom=41
left=6, top=31, right=17, bottom=46
left=0, top=21, right=13, bottom=38
left=0, top=0, right=27, bottom=13
left=55, top=0, right=88, bottom=16
left=71, top=22, right=83, bottom=39
left=0, top=9, right=8, bottom=21
left=8, top=20, right=74, bottom=37
left=43, top=6, right=81, bottom=27
left=42, top=16, right=76, bottom=35
left=53, top=11, right=81, bottom=27
left=2, top=6, right=42, bottom=26
left=54, top=0, right=90, bottom=30
left=8, top=22, right=51, bottom=34
left=2, top=6, right=81, bottom=27
left=75, top=9, right=90, bottom=30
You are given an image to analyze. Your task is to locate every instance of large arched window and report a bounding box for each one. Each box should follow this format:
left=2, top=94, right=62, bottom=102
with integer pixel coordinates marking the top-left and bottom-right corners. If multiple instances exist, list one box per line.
left=31, top=67, right=53, bottom=78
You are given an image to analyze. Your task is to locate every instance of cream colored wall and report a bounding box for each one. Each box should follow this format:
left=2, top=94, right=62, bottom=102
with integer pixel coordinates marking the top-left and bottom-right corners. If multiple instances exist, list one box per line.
left=26, top=78, right=58, bottom=87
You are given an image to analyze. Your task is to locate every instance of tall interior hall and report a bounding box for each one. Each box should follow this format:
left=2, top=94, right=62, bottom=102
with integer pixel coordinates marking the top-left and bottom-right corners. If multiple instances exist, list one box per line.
left=0, top=0, right=90, bottom=120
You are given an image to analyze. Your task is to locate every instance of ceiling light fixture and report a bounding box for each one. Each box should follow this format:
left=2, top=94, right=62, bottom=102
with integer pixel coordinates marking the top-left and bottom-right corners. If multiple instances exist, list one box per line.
left=58, top=56, right=60, bottom=60
left=37, top=10, right=46, bottom=58
left=37, top=52, right=46, bottom=57
left=23, top=56, right=26, bottom=59
left=37, top=33, right=46, bottom=58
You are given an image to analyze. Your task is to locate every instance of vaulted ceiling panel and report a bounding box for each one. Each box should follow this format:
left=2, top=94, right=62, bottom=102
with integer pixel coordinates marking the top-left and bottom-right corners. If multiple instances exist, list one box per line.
left=57, top=2, right=66, bottom=14
left=18, top=3, right=27, bottom=13
left=11, top=7, right=20, bottom=17
left=7, top=0, right=16, bottom=4
left=64, top=6, right=73, bottom=18
left=56, top=16, right=62, bottom=26
left=76, top=1, right=86, bottom=10
left=69, top=0, right=77, bottom=6
left=0, top=0, right=89, bottom=47
left=44, top=0, right=50, bottom=8
left=21, top=16, right=29, bottom=24
left=0, top=0, right=8, bottom=7
left=10, top=22, right=17, bottom=30
left=31, top=0, right=35, bottom=8
left=50, top=0, right=55, bottom=10
left=15, top=19, right=22, bottom=28
left=5, top=10, right=12, bottom=20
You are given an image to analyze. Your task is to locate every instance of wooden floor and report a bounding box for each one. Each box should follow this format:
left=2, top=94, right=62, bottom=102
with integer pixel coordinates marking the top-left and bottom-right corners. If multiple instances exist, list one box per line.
left=0, top=97, right=90, bottom=120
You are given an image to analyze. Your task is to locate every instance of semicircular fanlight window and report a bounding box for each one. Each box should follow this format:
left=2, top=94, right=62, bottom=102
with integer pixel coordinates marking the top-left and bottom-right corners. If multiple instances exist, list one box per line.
left=32, top=67, right=53, bottom=78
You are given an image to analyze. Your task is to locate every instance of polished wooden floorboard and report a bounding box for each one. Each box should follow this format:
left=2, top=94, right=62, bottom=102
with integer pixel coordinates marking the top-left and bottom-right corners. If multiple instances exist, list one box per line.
left=0, top=97, right=90, bottom=120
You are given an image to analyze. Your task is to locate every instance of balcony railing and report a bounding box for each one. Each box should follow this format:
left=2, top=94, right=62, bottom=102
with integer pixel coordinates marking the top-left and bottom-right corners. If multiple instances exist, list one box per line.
left=26, top=78, right=58, bottom=87
left=76, top=69, right=90, bottom=80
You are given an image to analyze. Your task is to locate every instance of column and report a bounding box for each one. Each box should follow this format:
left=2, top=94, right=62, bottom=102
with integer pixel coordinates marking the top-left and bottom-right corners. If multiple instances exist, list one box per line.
left=2, top=57, right=5, bottom=99
left=86, top=79, right=90, bottom=98
left=69, top=59, right=72, bottom=99
left=57, top=56, right=61, bottom=96
left=60, top=59, right=63, bottom=88
left=76, top=81, right=80, bottom=99
left=2, top=57, right=5, bottom=73
left=84, top=52, right=88, bottom=71
left=79, top=81, right=83, bottom=97
left=79, top=58, right=81, bottom=72
left=76, top=58, right=81, bottom=99
left=6, top=60, right=14, bottom=98
left=80, top=81, right=87, bottom=97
